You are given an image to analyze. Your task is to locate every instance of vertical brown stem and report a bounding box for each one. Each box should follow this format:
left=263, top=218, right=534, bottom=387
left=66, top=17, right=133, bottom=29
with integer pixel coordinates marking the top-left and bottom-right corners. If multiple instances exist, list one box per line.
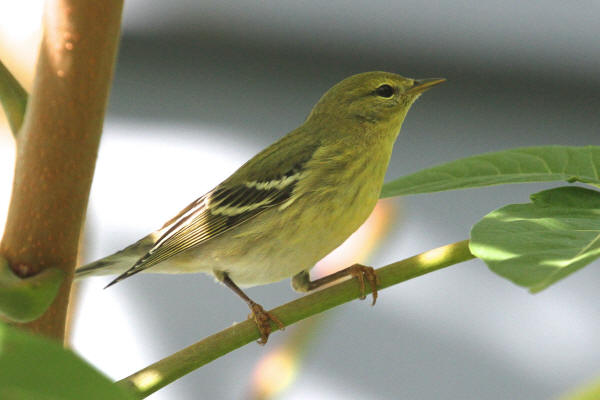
left=0, top=0, right=123, bottom=341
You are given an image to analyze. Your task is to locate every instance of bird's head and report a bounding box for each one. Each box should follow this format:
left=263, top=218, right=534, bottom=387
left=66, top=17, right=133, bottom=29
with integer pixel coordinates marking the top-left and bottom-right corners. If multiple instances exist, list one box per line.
left=307, top=71, right=445, bottom=136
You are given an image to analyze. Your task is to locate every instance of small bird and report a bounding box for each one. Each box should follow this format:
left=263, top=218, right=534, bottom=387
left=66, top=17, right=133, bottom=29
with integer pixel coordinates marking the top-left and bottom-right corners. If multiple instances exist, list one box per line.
left=76, top=71, right=444, bottom=344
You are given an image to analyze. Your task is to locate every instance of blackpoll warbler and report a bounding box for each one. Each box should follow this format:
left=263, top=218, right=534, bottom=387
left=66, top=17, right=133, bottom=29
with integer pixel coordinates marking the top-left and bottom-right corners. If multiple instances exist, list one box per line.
left=76, top=71, right=444, bottom=343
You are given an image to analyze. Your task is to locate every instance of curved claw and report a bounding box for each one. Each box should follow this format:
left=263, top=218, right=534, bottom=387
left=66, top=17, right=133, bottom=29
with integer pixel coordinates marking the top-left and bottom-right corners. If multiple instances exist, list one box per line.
left=348, top=264, right=380, bottom=306
left=248, top=302, right=284, bottom=345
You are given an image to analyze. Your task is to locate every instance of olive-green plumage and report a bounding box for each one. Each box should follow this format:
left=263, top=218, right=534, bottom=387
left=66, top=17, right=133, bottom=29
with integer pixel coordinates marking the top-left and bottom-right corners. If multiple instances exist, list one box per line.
left=76, top=71, right=444, bottom=290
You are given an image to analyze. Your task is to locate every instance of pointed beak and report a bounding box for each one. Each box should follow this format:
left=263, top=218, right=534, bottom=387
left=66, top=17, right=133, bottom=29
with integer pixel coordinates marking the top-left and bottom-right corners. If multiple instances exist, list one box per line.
left=405, top=77, right=446, bottom=95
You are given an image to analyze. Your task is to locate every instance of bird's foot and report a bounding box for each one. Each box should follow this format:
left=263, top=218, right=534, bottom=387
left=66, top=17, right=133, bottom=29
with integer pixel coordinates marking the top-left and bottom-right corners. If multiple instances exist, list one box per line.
left=248, top=302, right=284, bottom=345
left=348, top=264, right=380, bottom=306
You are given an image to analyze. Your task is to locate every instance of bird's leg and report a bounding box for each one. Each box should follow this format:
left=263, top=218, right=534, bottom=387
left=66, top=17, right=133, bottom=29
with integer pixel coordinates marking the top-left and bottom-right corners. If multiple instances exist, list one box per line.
left=292, top=264, right=380, bottom=305
left=222, top=273, right=284, bottom=345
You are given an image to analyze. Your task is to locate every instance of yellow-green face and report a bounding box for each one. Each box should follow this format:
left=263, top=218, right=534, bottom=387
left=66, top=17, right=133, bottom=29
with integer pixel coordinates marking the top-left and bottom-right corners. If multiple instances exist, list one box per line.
left=309, top=71, right=444, bottom=126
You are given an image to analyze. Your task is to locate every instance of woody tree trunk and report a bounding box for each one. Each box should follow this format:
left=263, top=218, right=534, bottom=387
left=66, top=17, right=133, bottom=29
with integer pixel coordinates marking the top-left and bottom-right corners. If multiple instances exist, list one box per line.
left=0, top=0, right=123, bottom=341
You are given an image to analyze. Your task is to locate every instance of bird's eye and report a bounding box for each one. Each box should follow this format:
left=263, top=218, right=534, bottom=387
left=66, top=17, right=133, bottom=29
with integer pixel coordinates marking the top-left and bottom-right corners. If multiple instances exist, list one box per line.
left=375, top=84, right=394, bottom=98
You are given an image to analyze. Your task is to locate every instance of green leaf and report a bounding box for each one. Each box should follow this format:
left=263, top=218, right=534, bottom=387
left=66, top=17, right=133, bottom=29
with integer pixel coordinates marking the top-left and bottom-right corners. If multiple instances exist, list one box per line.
left=0, top=257, right=64, bottom=322
left=381, top=146, right=600, bottom=198
left=561, top=376, right=600, bottom=400
left=0, top=59, right=28, bottom=137
left=469, top=186, right=600, bottom=292
left=0, top=323, right=135, bottom=400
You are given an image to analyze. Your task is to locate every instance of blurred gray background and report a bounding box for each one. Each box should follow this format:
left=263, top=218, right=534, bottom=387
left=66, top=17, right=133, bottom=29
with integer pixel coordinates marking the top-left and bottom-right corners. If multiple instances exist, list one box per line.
left=7, top=1, right=600, bottom=399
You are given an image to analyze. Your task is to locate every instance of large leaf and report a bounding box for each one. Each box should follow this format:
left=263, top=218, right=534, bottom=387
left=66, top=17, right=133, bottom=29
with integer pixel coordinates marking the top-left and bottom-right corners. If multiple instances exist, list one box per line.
left=469, top=186, right=600, bottom=292
left=381, top=146, right=600, bottom=198
left=561, top=376, right=600, bottom=400
left=0, top=323, right=135, bottom=400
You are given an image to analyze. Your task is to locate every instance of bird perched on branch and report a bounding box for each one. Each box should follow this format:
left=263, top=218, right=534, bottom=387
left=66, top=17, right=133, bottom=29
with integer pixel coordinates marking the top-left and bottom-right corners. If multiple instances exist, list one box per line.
left=76, top=71, right=444, bottom=344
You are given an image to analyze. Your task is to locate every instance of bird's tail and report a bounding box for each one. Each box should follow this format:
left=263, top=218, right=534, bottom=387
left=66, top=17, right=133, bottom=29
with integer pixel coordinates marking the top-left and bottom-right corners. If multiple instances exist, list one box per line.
left=75, top=234, right=156, bottom=280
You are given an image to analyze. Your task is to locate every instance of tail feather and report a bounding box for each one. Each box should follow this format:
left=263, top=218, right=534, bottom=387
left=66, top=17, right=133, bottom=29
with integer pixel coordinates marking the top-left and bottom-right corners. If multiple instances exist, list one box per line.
left=75, top=234, right=156, bottom=281
left=103, top=266, right=144, bottom=289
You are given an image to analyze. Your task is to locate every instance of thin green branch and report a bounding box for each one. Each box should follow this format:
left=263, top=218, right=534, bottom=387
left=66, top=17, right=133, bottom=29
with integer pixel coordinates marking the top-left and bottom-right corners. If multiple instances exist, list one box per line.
left=116, top=240, right=474, bottom=398
left=0, top=59, right=27, bottom=137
